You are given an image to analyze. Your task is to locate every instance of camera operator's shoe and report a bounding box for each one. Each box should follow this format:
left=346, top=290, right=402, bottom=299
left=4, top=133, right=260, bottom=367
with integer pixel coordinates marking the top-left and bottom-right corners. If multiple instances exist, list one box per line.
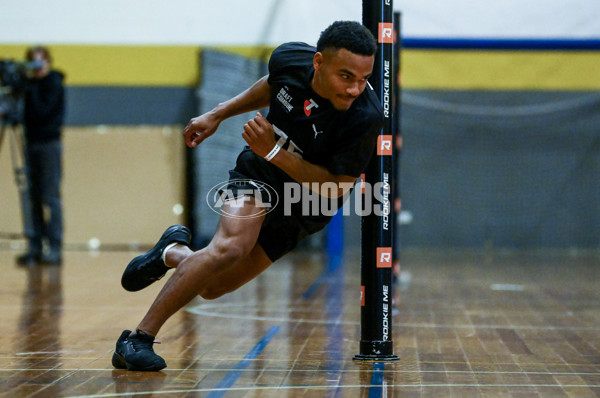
left=42, top=250, right=62, bottom=265
left=16, top=251, right=42, bottom=266
left=121, top=225, right=191, bottom=292
left=112, top=329, right=167, bottom=371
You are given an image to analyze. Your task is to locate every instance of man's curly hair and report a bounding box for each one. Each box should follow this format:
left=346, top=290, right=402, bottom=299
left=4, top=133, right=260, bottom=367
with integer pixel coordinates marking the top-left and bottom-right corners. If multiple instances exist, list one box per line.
left=316, top=21, right=377, bottom=56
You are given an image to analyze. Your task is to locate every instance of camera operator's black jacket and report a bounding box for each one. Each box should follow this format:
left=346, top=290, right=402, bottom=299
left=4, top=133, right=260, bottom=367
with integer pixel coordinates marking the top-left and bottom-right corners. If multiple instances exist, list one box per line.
left=24, top=70, right=65, bottom=143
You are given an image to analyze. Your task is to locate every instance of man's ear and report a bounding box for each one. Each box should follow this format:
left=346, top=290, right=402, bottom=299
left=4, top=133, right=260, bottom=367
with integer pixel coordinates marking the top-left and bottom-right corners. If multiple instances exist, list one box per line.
left=313, top=52, right=324, bottom=72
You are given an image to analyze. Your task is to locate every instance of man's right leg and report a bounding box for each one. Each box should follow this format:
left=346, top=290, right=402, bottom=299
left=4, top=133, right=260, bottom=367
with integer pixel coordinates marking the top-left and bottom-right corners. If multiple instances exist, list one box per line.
left=38, top=140, right=63, bottom=264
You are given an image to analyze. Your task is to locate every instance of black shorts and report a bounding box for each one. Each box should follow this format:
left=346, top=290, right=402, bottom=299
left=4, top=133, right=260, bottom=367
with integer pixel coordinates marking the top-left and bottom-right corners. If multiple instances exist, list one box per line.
left=225, top=148, right=331, bottom=262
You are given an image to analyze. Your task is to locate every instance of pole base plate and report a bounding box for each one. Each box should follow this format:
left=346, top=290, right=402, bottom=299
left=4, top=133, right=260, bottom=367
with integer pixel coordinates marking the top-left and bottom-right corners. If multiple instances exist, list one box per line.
left=353, top=354, right=400, bottom=361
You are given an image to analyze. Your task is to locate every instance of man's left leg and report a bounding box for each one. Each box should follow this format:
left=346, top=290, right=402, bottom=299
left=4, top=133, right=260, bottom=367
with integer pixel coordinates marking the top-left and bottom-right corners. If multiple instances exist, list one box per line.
left=39, top=140, right=63, bottom=264
left=113, top=197, right=271, bottom=371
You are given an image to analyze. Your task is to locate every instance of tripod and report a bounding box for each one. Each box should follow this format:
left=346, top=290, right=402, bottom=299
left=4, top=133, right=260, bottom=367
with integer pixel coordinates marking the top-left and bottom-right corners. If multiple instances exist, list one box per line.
left=0, top=116, right=32, bottom=240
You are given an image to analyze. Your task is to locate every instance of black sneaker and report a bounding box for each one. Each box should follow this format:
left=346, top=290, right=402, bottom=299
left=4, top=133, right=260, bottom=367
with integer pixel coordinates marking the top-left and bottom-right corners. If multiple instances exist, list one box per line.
left=121, top=225, right=191, bottom=292
left=112, top=329, right=167, bottom=371
left=41, top=250, right=62, bottom=265
left=16, top=251, right=42, bottom=265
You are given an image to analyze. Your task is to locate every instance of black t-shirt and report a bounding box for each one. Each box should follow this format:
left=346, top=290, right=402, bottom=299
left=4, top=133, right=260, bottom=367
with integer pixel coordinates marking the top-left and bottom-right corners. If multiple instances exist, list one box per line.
left=232, top=42, right=383, bottom=222
left=24, top=70, right=65, bottom=143
left=266, top=42, right=383, bottom=178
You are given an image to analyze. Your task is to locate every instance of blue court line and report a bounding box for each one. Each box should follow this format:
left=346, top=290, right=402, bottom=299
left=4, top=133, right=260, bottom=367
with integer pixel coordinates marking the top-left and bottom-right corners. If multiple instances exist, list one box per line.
left=368, top=362, right=386, bottom=398
left=302, top=213, right=344, bottom=300
left=206, top=325, right=280, bottom=398
left=301, top=253, right=344, bottom=300
left=301, top=271, right=328, bottom=299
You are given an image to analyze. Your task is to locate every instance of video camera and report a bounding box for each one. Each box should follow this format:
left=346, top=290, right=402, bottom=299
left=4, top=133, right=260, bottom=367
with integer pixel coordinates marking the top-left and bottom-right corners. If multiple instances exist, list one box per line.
left=0, top=59, right=43, bottom=125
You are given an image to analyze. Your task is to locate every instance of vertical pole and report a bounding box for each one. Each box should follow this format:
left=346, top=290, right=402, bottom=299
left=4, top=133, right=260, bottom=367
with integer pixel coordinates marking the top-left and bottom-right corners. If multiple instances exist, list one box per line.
left=354, top=0, right=399, bottom=361
left=392, top=12, right=402, bottom=282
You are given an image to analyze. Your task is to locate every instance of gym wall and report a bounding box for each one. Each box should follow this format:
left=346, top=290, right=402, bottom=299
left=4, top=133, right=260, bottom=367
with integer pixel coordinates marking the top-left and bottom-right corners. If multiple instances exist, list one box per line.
left=1, top=1, right=598, bottom=248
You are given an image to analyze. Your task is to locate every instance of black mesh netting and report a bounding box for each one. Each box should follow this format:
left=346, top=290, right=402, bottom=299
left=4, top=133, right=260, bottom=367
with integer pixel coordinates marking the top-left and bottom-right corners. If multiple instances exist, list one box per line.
left=399, top=90, right=600, bottom=248
left=190, top=50, right=267, bottom=243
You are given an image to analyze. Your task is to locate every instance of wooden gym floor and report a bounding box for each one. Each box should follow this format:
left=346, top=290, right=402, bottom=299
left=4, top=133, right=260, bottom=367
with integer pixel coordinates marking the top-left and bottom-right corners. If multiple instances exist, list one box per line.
left=1, top=244, right=599, bottom=397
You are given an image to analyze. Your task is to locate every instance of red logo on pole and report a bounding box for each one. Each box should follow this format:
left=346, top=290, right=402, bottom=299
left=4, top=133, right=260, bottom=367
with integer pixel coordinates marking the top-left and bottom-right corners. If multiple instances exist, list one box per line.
left=379, top=23, right=393, bottom=43
left=377, top=135, right=393, bottom=156
left=360, top=173, right=366, bottom=194
left=360, top=285, right=365, bottom=306
left=377, top=247, right=393, bottom=268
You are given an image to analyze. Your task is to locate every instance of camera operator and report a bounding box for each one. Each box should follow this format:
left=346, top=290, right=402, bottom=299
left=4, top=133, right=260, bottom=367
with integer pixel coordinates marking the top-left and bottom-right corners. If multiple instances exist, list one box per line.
left=16, top=46, right=65, bottom=265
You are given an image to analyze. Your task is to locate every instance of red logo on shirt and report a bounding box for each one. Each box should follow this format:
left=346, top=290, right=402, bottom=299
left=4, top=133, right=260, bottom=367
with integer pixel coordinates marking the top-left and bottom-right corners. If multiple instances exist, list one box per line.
left=304, top=99, right=319, bottom=116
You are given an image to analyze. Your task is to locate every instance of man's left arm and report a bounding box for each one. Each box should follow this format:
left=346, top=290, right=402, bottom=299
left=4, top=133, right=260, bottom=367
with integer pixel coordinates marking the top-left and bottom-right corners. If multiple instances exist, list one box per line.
left=242, top=113, right=357, bottom=198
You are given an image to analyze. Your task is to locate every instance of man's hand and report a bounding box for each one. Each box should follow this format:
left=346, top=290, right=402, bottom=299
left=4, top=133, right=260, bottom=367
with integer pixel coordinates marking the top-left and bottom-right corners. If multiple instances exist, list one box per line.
left=242, top=113, right=276, bottom=158
left=182, top=75, right=271, bottom=149
left=182, top=112, right=222, bottom=148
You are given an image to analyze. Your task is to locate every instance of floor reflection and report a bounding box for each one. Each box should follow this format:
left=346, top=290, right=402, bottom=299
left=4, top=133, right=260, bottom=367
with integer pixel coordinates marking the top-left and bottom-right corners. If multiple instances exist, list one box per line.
left=111, top=369, right=167, bottom=396
left=18, top=263, right=63, bottom=353
left=11, top=264, right=63, bottom=393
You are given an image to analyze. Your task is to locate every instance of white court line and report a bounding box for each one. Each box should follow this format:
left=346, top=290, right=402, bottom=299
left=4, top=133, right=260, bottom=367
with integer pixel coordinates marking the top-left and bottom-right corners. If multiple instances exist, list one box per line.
left=185, top=303, right=600, bottom=331
left=65, top=383, right=600, bottom=398
left=2, top=369, right=599, bottom=376
left=16, top=350, right=96, bottom=356
left=490, top=284, right=526, bottom=291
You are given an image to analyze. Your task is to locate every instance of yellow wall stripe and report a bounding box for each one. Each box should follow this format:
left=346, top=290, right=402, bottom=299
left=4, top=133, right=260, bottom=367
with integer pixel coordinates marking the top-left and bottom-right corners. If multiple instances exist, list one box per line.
left=402, top=50, right=600, bottom=90
left=2, top=45, right=598, bottom=90
left=0, top=45, right=271, bottom=87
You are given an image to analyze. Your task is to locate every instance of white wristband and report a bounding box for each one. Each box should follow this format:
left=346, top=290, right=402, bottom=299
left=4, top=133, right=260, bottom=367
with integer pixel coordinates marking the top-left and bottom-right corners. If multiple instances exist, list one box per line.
left=264, top=144, right=281, bottom=162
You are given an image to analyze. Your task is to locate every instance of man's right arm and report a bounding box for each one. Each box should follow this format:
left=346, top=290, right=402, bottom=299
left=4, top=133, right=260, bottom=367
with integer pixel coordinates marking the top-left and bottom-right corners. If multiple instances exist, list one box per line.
left=183, top=75, right=271, bottom=148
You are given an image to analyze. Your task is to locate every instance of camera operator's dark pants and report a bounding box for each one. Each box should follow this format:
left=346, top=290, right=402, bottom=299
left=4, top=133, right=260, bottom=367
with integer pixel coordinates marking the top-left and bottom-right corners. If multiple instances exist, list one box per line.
left=24, top=140, right=63, bottom=255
